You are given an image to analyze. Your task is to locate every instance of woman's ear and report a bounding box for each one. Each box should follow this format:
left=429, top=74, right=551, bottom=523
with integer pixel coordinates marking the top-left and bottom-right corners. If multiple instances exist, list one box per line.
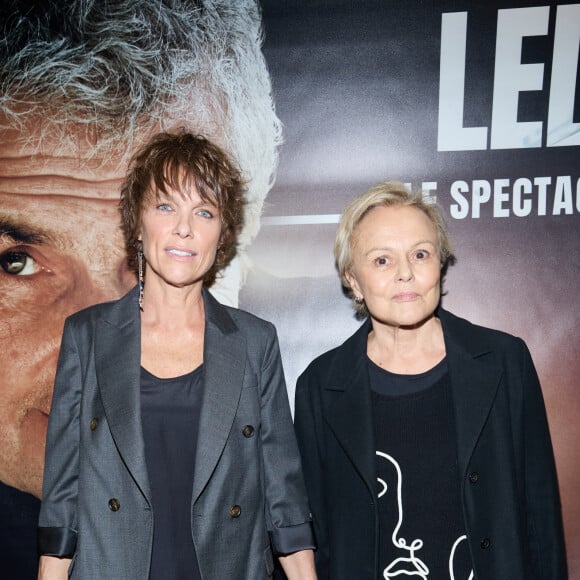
left=345, top=270, right=362, bottom=300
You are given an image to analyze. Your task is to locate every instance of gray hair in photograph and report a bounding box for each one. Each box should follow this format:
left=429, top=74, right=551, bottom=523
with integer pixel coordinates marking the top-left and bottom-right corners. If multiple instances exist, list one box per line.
left=334, top=181, right=453, bottom=316
left=0, top=0, right=281, bottom=247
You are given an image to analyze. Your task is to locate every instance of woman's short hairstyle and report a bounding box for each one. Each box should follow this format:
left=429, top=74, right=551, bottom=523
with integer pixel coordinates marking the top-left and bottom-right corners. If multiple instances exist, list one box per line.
left=334, top=181, right=453, bottom=316
left=120, top=132, right=245, bottom=287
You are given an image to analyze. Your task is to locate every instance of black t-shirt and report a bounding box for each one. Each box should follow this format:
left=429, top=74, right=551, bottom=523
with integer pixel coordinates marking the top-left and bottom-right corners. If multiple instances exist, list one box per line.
left=368, top=359, right=473, bottom=579
left=141, top=365, right=204, bottom=580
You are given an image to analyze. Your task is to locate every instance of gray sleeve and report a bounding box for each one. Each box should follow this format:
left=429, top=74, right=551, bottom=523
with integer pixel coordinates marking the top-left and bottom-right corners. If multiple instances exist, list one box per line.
left=257, top=324, right=315, bottom=554
left=38, top=318, right=82, bottom=556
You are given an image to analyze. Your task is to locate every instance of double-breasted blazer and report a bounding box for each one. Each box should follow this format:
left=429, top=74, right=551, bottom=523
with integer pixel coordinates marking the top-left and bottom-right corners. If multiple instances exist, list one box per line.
left=39, top=286, right=313, bottom=579
left=294, top=308, right=567, bottom=580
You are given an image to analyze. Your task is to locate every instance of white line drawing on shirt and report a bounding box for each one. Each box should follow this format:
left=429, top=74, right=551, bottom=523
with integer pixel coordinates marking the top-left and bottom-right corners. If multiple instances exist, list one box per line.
left=449, top=535, right=474, bottom=580
left=376, top=450, right=474, bottom=580
left=377, top=450, right=429, bottom=579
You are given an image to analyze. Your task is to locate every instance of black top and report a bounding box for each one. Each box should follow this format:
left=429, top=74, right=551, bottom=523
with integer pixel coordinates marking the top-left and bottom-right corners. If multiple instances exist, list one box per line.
left=0, top=483, right=40, bottom=579
left=369, top=362, right=473, bottom=579
left=141, top=365, right=204, bottom=580
left=367, top=355, right=448, bottom=396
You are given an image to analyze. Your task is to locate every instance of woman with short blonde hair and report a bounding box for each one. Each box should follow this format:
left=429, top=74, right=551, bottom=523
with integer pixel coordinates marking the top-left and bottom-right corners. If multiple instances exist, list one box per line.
left=295, top=180, right=566, bottom=579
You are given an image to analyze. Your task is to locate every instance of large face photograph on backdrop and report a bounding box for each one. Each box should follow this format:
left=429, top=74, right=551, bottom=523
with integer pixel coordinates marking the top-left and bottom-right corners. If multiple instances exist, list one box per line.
left=0, top=0, right=281, bottom=575
left=0, top=0, right=578, bottom=577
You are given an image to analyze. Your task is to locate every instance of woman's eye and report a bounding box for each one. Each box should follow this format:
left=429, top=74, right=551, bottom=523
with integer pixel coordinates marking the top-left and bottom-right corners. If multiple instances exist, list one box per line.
left=415, top=249, right=430, bottom=260
left=0, top=250, right=41, bottom=276
left=374, top=256, right=389, bottom=266
left=156, top=203, right=172, bottom=211
left=197, top=209, right=214, bottom=219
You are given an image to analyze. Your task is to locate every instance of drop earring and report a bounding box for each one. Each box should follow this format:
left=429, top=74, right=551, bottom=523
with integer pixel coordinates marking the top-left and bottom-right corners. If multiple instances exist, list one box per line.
left=138, top=250, right=144, bottom=310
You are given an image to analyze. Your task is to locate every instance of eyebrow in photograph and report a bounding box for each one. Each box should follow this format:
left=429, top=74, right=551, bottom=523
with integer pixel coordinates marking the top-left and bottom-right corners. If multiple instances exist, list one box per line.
left=0, top=217, right=50, bottom=244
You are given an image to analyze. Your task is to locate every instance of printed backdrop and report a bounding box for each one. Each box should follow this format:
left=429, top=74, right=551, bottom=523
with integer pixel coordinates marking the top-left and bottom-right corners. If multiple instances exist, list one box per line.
left=243, top=0, right=580, bottom=575
left=0, top=1, right=578, bottom=577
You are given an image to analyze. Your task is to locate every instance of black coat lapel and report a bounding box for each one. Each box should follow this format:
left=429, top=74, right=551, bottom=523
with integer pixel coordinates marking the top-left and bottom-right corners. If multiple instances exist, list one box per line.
left=324, top=321, right=377, bottom=501
left=439, top=309, right=503, bottom=479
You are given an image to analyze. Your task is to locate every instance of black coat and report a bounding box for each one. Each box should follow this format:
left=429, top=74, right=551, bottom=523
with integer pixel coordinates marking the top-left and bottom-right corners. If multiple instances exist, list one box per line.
left=294, top=308, right=567, bottom=579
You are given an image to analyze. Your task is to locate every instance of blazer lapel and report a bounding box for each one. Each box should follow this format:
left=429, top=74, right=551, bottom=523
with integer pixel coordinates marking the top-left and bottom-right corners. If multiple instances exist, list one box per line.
left=95, top=287, right=152, bottom=503
left=324, top=321, right=377, bottom=501
left=191, top=290, right=246, bottom=504
left=439, top=309, right=503, bottom=479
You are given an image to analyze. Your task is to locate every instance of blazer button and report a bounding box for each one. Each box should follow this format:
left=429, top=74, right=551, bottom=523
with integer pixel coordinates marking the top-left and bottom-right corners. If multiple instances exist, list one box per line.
left=108, top=498, right=120, bottom=512
left=90, top=417, right=99, bottom=431
left=242, top=425, right=255, bottom=438
left=229, top=505, right=241, bottom=518
left=480, top=538, right=491, bottom=549
left=469, top=471, right=479, bottom=484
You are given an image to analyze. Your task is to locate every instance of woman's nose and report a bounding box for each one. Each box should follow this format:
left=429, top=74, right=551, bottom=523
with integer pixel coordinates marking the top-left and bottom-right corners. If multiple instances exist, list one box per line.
left=173, top=213, right=193, bottom=238
left=396, top=258, right=414, bottom=282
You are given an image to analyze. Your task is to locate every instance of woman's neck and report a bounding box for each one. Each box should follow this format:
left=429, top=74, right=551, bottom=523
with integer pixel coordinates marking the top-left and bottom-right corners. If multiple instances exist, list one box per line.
left=140, top=278, right=205, bottom=330
left=367, top=315, right=446, bottom=375
left=139, top=280, right=206, bottom=378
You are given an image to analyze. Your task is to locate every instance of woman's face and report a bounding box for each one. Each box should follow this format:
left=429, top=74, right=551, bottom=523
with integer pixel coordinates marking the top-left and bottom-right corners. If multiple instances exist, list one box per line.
left=139, top=184, right=222, bottom=290
left=346, top=204, right=441, bottom=329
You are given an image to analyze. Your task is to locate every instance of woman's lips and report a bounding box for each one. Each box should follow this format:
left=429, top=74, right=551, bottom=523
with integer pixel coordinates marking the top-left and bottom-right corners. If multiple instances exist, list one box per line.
left=392, top=292, right=419, bottom=301
left=166, top=247, right=196, bottom=258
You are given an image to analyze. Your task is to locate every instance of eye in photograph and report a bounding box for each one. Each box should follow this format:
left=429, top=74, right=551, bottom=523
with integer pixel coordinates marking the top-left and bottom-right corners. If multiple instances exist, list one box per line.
left=0, top=248, right=44, bottom=276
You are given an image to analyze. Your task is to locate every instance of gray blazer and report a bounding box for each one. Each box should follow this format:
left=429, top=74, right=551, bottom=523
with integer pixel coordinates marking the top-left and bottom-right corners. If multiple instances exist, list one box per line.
left=39, top=286, right=313, bottom=579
